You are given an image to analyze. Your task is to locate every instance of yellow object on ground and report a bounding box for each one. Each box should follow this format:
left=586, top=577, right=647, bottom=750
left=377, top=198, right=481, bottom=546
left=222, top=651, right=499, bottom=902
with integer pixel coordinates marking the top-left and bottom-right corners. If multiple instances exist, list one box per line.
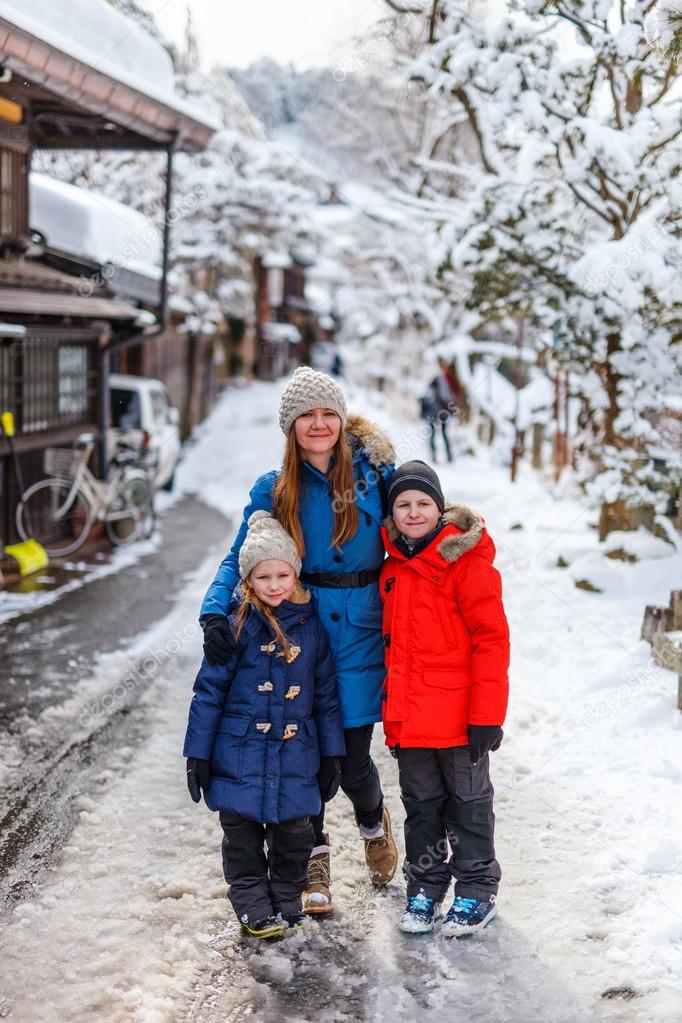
left=1, top=410, right=50, bottom=577
left=1, top=410, right=16, bottom=437
left=4, top=539, right=49, bottom=577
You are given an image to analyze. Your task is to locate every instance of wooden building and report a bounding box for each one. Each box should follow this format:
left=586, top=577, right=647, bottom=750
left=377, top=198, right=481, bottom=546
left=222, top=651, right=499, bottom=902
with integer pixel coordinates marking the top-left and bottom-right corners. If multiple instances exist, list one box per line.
left=254, top=252, right=321, bottom=380
left=0, top=0, right=214, bottom=543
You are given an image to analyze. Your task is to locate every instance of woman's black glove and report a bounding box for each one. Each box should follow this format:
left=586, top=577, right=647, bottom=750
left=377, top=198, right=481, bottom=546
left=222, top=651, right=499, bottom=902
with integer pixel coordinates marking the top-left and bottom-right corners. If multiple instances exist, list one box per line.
left=186, top=757, right=211, bottom=803
left=467, top=725, right=503, bottom=764
left=318, top=757, right=341, bottom=802
left=201, top=614, right=236, bottom=666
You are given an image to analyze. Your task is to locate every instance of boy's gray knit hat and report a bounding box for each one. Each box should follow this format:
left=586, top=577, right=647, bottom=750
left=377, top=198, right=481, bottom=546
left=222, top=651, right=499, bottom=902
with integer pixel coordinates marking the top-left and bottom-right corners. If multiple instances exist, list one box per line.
left=386, top=460, right=445, bottom=513
left=278, top=366, right=348, bottom=435
left=239, top=510, right=302, bottom=580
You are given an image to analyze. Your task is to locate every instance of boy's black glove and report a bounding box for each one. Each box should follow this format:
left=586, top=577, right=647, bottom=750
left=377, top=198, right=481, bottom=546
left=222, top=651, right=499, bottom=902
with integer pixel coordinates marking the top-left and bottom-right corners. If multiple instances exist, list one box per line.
left=467, top=725, right=503, bottom=764
left=201, top=614, right=236, bottom=666
left=186, top=757, right=211, bottom=803
left=318, top=756, right=341, bottom=802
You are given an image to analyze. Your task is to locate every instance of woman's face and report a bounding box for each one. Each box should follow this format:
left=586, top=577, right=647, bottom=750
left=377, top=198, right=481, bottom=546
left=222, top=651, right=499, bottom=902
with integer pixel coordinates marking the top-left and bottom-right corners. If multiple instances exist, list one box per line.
left=392, top=490, right=440, bottom=539
left=294, top=408, right=341, bottom=456
left=250, top=560, right=297, bottom=606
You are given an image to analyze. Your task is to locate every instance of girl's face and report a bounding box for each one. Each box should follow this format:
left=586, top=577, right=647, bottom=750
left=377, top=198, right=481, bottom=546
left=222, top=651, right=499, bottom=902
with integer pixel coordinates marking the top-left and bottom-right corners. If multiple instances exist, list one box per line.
left=392, top=490, right=441, bottom=539
left=294, top=408, right=341, bottom=456
left=250, top=560, right=297, bottom=606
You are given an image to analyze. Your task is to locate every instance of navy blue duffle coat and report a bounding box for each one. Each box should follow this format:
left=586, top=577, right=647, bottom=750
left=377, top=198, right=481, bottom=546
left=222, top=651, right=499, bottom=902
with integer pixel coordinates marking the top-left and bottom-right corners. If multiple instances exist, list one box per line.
left=200, top=415, right=396, bottom=729
left=184, top=594, right=346, bottom=824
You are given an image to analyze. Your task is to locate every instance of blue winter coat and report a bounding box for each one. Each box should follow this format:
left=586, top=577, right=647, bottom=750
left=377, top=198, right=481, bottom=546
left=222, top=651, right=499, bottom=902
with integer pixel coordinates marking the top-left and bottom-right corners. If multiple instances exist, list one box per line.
left=200, top=415, right=396, bottom=729
left=184, top=595, right=346, bottom=824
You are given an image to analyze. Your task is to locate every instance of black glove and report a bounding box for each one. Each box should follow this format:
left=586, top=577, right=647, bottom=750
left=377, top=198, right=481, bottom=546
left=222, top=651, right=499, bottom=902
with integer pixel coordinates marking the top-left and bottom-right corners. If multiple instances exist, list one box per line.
left=186, top=757, right=211, bottom=803
left=201, top=614, right=236, bottom=666
left=467, top=725, right=503, bottom=764
left=318, top=756, right=341, bottom=802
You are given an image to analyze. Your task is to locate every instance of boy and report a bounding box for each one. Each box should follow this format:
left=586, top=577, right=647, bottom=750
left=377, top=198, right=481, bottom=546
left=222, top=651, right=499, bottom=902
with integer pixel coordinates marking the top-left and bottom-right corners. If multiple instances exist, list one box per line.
left=379, top=461, right=510, bottom=936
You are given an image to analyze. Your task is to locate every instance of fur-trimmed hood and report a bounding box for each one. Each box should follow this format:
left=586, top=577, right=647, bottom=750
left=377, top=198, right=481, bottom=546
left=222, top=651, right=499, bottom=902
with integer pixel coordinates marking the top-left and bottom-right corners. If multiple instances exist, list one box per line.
left=383, top=500, right=487, bottom=565
left=346, top=412, right=395, bottom=468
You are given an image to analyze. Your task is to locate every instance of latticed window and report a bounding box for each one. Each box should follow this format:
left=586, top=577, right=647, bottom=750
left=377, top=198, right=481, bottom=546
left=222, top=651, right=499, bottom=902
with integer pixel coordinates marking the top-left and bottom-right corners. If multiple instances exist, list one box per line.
left=0, top=328, right=99, bottom=435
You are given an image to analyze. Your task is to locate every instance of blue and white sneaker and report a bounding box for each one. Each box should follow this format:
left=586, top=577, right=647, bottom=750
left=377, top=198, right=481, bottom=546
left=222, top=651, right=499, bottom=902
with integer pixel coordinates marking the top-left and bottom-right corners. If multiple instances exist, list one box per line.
left=399, top=889, right=441, bottom=934
left=440, top=895, right=497, bottom=938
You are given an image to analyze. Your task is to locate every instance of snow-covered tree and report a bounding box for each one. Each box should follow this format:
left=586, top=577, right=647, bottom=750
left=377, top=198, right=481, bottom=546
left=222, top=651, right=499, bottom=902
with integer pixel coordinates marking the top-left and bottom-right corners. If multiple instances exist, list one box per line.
left=381, top=0, right=682, bottom=515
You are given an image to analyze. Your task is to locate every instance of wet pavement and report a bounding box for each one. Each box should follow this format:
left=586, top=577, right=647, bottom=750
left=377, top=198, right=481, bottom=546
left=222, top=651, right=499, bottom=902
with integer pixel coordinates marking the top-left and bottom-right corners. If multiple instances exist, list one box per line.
left=0, top=495, right=230, bottom=911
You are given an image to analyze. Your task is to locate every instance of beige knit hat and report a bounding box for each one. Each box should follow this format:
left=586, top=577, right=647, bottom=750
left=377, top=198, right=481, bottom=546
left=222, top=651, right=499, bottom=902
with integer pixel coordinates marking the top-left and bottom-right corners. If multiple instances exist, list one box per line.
left=238, top=510, right=302, bottom=580
left=278, top=366, right=348, bottom=435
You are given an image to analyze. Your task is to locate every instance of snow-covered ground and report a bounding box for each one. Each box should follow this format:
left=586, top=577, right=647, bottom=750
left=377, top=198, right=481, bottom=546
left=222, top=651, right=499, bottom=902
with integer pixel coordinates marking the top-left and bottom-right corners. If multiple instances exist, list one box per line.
left=1, top=379, right=681, bottom=1022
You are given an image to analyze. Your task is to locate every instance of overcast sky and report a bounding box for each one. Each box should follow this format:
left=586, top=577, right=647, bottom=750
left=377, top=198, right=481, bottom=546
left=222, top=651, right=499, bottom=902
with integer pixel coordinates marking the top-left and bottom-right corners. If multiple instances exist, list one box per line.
left=154, top=0, right=386, bottom=71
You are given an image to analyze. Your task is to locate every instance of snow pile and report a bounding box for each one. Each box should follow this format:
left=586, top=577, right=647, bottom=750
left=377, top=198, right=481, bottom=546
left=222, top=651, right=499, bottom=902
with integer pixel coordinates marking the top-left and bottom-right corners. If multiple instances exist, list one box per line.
left=30, top=173, right=162, bottom=279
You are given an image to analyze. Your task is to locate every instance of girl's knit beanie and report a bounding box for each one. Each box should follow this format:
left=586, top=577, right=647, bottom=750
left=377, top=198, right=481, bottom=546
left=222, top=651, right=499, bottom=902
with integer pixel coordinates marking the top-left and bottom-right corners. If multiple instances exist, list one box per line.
left=239, top=510, right=302, bottom=580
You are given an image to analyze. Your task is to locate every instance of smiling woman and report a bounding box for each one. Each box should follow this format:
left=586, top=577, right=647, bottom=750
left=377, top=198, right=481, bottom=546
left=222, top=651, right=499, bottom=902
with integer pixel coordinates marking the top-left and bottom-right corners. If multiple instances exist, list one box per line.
left=196, top=366, right=398, bottom=915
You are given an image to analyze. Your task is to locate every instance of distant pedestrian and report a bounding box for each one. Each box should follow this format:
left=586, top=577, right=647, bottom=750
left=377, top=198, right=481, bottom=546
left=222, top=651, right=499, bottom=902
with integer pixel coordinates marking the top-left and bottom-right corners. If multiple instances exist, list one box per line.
left=184, top=511, right=346, bottom=940
left=419, top=380, right=452, bottom=462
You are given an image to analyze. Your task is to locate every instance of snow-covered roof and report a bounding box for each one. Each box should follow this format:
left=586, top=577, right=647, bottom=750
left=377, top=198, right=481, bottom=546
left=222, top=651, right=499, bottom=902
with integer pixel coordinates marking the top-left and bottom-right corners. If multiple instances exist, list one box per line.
left=262, top=251, right=293, bottom=270
left=261, top=322, right=302, bottom=344
left=0, top=0, right=217, bottom=148
left=30, top=173, right=162, bottom=280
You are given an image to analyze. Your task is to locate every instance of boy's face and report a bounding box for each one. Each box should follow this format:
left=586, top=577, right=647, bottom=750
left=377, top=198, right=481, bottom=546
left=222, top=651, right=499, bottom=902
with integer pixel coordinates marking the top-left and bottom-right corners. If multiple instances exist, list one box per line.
left=250, top=560, right=297, bottom=606
left=392, top=490, right=441, bottom=539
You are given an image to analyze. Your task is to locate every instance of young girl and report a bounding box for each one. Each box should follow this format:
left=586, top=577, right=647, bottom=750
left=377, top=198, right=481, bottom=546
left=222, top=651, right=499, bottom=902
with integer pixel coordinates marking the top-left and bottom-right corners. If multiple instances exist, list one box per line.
left=379, top=461, right=510, bottom=937
left=184, top=510, right=346, bottom=940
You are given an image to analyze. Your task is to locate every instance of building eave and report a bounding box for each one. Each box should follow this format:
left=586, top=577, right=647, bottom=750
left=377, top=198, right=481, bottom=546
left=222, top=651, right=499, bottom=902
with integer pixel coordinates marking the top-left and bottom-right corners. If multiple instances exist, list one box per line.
left=0, top=16, right=216, bottom=151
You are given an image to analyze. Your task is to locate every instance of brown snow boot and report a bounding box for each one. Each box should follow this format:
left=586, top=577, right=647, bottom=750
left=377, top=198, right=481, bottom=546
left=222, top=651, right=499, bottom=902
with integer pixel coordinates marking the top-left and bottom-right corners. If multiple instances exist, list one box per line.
left=363, top=806, right=398, bottom=886
left=302, top=834, right=333, bottom=915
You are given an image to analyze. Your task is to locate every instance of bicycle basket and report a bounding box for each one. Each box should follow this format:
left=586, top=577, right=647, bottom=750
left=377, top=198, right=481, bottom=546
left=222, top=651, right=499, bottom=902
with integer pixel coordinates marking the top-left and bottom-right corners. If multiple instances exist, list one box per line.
left=44, top=446, right=83, bottom=479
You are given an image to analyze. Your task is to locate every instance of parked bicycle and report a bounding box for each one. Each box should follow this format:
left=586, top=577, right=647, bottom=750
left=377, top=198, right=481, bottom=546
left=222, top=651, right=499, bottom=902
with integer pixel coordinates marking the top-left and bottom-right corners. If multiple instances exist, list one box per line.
left=16, top=434, right=156, bottom=558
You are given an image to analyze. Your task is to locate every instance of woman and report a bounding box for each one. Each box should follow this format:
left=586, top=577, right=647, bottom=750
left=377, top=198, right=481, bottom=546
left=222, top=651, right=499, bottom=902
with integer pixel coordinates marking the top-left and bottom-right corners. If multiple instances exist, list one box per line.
left=200, top=367, right=398, bottom=914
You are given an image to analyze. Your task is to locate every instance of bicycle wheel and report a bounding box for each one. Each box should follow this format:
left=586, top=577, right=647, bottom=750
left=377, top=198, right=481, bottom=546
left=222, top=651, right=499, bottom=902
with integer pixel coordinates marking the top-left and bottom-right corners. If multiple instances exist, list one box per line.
left=105, top=471, right=155, bottom=546
left=16, top=478, right=93, bottom=557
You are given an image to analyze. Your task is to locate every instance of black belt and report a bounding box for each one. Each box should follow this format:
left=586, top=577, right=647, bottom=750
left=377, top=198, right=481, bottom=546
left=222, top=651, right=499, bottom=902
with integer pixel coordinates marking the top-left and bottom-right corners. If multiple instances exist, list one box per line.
left=300, top=569, right=381, bottom=589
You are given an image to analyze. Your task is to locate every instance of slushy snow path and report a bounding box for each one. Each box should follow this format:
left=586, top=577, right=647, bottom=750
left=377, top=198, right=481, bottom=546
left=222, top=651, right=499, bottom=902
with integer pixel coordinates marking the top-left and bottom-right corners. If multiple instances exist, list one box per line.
left=1, top=380, right=681, bottom=1022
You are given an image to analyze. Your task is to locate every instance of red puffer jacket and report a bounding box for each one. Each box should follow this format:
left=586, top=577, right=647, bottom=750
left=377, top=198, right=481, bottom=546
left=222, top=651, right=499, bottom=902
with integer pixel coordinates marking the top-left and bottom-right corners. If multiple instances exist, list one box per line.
left=380, top=502, right=510, bottom=748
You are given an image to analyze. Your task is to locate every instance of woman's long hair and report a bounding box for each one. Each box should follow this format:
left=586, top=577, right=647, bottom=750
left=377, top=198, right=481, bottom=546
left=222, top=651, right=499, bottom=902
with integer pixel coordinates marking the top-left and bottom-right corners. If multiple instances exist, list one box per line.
left=273, top=428, right=359, bottom=556
left=233, top=579, right=293, bottom=659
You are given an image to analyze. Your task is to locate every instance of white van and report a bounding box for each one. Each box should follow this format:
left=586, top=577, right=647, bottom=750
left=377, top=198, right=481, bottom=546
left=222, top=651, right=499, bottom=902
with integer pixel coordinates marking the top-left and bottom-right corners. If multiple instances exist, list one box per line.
left=109, top=374, right=181, bottom=491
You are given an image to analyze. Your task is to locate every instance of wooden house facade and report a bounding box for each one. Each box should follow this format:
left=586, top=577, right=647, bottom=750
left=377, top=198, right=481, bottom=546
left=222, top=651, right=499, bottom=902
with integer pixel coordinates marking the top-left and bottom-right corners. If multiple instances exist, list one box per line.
left=0, top=0, right=215, bottom=544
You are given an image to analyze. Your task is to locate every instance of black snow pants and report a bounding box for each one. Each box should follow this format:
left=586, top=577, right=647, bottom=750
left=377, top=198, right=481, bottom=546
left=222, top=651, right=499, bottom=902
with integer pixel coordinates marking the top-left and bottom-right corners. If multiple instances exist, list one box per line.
left=219, top=812, right=314, bottom=923
left=397, top=745, right=501, bottom=901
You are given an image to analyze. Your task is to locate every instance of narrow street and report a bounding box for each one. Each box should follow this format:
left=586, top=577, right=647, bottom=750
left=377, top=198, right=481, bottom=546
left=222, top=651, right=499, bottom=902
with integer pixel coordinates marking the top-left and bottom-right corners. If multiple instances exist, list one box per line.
left=0, top=496, right=230, bottom=910
left=0, top=382, right=680, bottom=1022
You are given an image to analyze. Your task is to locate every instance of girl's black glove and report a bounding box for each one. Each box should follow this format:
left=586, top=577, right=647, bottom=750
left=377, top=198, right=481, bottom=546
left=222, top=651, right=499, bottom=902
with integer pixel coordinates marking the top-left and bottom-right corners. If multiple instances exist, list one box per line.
left=467, top=725, right=503, bottom=764
left=318, top=757, right=341, bottom=802
left=186, top=757, right=211, bottom=803
left=201, top=614, right=236, bottom=666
